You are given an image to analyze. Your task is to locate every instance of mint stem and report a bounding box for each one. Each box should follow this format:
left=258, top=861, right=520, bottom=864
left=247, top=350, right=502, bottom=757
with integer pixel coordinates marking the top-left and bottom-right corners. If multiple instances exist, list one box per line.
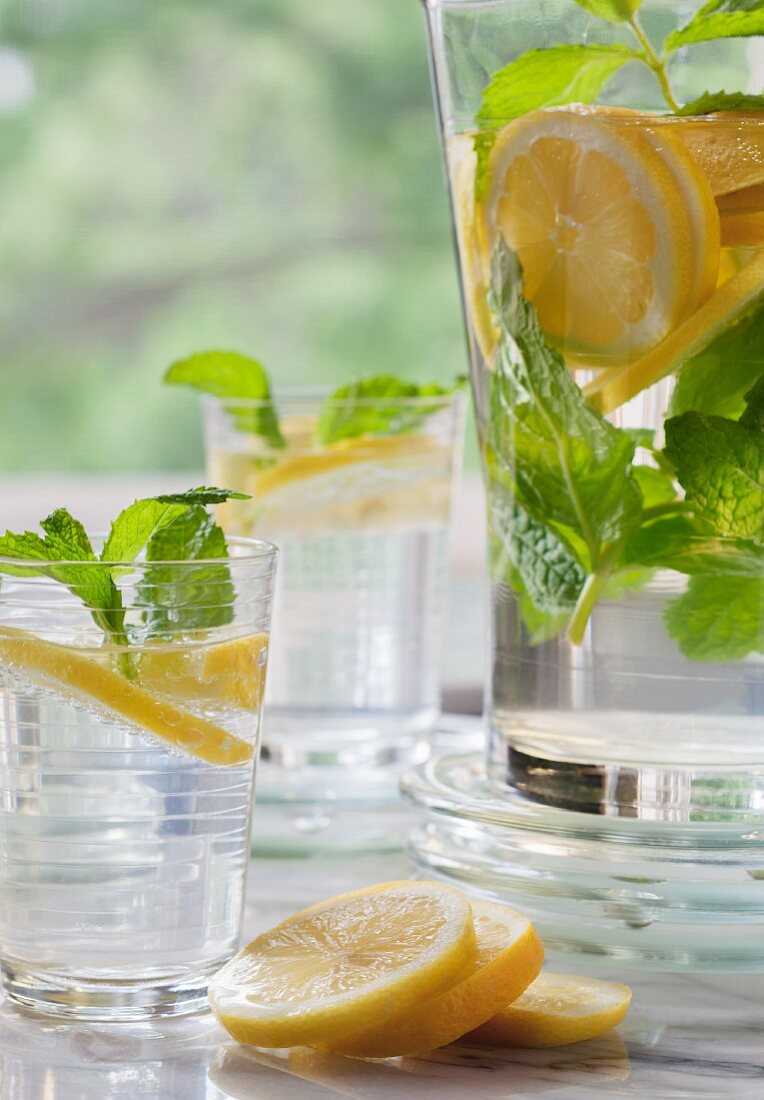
left=566, top=566, right=613, bottom=645
left=629, top=15, right=681, bottom=114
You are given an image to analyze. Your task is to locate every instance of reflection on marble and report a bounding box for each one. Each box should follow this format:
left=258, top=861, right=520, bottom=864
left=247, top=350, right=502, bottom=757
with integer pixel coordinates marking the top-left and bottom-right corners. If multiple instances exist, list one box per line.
left=2, top=857, right=764, bottom=1099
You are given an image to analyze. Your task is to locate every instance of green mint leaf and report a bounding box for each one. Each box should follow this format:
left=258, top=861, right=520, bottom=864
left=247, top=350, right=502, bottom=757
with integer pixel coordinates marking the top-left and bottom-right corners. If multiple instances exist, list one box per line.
left=164, top=350, right=285, bottom=448
left=154, top=486, right=250, bottom=506
left=488, top=240, right=642, bottom=568
left=491, top=496, right=586, bottom=614
left=669, top=296, right=764, bottom=418
left=665, top=0, right=764, bottom=54
left=623, top=515, right=764, bottom=575
left=0, top=510, right=127, bottom=657
left=574, top=0, right=642, bottom=22
left=315, top=375, right=458, bottom=446
left=101, top=499, right=186, bottom=564
left=136, top=507, right=235, bottom=637
left=664, top=412, right=764, bottom=541
left=677, top=91, right=764, bottom=115
left=474, top=44, right=638, bottom=194
left=632, top=465, right=679, bottom=509
left=476, top=45, right=638, bottom=129
left=740, top=375, right=764, bottom=431
left=664, top=575, right=764, bottom=661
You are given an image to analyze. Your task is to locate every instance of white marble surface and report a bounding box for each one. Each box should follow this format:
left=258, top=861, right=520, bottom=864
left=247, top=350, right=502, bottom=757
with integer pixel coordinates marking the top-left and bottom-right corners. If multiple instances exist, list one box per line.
left=2, top=851, right=764, bottom=1100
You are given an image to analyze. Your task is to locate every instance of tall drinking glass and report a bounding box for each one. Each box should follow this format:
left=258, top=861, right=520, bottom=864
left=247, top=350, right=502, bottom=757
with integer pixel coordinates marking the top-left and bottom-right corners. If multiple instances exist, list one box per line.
left=0, top=537, right=277, bottom=1018
left=410, top=0, right=764, bottom=966
left=203, top=388, right=465, bottom=850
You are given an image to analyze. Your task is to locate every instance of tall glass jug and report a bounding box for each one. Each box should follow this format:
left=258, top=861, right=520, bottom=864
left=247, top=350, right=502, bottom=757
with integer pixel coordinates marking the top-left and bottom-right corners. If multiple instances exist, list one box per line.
left=412, top=0, right=764, bottom=968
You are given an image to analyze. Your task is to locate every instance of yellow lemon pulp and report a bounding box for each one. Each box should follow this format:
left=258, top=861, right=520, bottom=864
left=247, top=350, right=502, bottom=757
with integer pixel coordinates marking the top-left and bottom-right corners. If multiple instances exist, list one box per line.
left=0, top=625, right=255, bottom=766
left=585, top=249, right=764, bottom=413
left=319, top=900, right=544, bottom=1058
left=481, top=107, right=718, bottom=365
left=209, top=881, right=478, bottom=1049
left=138, top=633, right=268, bottom=712
left=465, top=971, right=632, bottom=1048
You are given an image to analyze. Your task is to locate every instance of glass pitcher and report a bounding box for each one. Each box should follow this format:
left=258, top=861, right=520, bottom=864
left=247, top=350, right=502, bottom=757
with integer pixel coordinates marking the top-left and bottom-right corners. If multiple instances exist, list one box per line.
left=411, top=0, right=764, bottom=967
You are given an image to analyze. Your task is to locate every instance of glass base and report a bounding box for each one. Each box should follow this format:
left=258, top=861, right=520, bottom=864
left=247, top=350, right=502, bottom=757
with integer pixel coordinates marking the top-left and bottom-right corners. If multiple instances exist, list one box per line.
left=0, top=960, right=221, bottom=1022
left=252, top=715, right=483, bottom=858
left=403, top=751, right=764, bottom=972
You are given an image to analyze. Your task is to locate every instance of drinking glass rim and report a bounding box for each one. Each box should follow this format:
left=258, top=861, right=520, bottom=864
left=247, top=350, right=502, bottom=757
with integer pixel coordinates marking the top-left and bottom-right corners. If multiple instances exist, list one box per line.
left=201, top=387, right=465, bottom=411
left=0, top=534, right=278, bottom=571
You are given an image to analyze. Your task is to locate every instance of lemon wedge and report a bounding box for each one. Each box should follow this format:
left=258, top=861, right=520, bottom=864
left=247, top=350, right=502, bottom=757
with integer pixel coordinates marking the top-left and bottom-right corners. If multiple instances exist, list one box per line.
left=209, top=881, right=477, bottom=1049
left=250, top=434, right=436, bottom=498
left=318, top=900, right=544, bottom=1058
left=0, top=625, right=254, bottom=766
left=585, top=248, right=764, bottom=413
left=480, top=107, right=719, bottom=365
left=138, top=633, right=268, bottom=711
left=465, top=971, right=632, bottom=1048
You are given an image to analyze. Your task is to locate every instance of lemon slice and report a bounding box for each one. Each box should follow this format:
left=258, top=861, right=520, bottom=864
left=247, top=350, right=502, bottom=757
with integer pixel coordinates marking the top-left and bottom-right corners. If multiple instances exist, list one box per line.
left=209, top=881, right=477, bottom=1049
left=465, top=972, right=632, bottom=1048
left=585, top=248, right=764, bottom=413
left=251, top=434, right=436, bottom=498
left=481, top=107, right=717, bottom=364
left=0, top=625, right=254, bottom=766
left=138, top=633, right=268, bottom=711
left=318, top=900, right=544, bottom=1058
left=669, top=112, right=764, bottom=196
left=448, top=134, right=500, bottom=365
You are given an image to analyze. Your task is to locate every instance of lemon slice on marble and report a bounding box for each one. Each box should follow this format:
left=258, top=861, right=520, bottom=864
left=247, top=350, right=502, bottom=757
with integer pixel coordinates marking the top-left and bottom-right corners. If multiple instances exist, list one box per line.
left=466, top=971, right=632, bottom=1048
left=209, top=881, right=477, bottom=1049
left=319, top=900, right=544, bottom=1058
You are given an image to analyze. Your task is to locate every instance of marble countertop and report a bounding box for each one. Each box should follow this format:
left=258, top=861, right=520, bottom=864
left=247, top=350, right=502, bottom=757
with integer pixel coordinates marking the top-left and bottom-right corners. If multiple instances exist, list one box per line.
left=2, top=851, right=764, bottom=1100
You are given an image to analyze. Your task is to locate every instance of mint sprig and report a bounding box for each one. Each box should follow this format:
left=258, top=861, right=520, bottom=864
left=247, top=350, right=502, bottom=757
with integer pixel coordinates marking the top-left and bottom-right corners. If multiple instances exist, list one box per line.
left=165, top=351, right=286, bottom=449
left=0, top=488, right=248, bottom=678
left=665, top=0, right=764, bottom=53
left=474, top=0, right=764, bottom=193
left=486, top=240, right=764, bottom=660
left=316, top=375, right=462, bottom=446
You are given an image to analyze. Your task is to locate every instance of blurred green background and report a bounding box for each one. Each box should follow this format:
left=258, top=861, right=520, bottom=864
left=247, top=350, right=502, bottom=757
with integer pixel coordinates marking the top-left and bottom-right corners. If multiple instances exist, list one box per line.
left=0, top=0, right=467, bottom=472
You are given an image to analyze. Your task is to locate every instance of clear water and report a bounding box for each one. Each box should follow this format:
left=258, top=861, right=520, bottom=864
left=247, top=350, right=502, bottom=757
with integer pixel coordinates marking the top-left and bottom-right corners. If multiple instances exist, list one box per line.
left=489, top=573, right=764, bottom=819
left=0, top=684, right=255, bottom=999
left=263, top=525, right=447, bottom=770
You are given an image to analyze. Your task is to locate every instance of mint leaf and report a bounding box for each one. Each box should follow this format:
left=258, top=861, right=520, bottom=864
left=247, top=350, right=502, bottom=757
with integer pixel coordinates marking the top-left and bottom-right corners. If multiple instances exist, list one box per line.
left=491, top=497, right=586, bottom=614
left=677, top=91, right=764, bottom=114
left=315, top=375, right=458, bottom=445
left=0, top=509, right=128, bottom=660
left=665, top=0, right=764, bottom=53
left=136, top=507, right=235, bottom=637
left=664, top=576, right=764, bottom=661
left=164, top=350, right=285, bottom=448
left=101, top=500, right=185, bottom=564
left=154, top=487, right=249, bottom=506
left=633, top=465, right=679, bottom=508
left=670, top=311, right=764, bottom=421
left=474, top=44, right=638, bottom=193
left=665, top=412, right=764, bottom=541
left=476, top=45, right=637, bottom=129
left=623, top=515, right=764, bottom=575
left=488, top=241, right=642, bottom=568
left=575, top=0, right=642, bottom=21
left=740, top=375, right=764, bottom=431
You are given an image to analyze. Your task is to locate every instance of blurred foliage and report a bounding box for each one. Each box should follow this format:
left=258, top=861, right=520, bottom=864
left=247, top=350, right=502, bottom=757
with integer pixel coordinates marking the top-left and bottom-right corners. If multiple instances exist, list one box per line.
left=0, top=0, right=467, bottom=471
